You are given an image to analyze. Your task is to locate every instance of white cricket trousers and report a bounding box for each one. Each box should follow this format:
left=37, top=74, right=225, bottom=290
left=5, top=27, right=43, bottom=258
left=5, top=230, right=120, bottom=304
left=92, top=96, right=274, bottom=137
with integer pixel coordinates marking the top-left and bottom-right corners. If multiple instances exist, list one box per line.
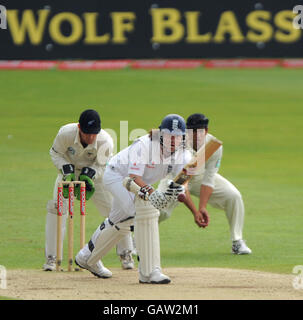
left=160, top=174, right=245, bottom=241
left=102, top=167, right=136, bottom=224
left=95, top=166, right=135, bottom=254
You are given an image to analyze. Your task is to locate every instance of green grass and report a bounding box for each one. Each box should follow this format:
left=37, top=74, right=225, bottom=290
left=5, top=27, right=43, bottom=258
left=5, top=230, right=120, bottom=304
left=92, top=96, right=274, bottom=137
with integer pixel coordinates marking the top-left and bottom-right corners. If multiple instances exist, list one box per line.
left=0, top=68, right=302, bottom=274
left=0, top=296, right=20, bottom=300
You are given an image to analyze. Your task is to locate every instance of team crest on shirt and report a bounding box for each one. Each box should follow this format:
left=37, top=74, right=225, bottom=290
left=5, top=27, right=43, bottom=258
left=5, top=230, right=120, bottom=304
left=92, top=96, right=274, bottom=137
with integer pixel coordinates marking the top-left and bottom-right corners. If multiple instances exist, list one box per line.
left=86, top=150, right=96, bottom=158
left=68, top=147, right=75, bottom=155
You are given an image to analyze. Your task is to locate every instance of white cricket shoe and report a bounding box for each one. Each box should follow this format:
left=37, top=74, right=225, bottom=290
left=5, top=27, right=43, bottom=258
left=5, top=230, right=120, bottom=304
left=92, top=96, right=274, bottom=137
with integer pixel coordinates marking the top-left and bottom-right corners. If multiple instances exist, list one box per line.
left=139, top=267, right=171, bottom=284
left=232, top=240, right=252, bottom=255
left=120, top=250, right=135, bottom=270
left=75, top=250, right=112, bottom=278
left=43, top=255, right=56, bottom=271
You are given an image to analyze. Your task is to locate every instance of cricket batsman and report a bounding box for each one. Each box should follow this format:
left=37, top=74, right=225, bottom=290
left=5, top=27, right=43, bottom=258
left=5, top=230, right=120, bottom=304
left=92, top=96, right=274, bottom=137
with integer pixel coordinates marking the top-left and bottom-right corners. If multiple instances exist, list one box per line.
left=75, top=114, right=205, bottom=283
left=159, top=113, right=252, bottom=255
left=43, top=109, right=134, bottom=273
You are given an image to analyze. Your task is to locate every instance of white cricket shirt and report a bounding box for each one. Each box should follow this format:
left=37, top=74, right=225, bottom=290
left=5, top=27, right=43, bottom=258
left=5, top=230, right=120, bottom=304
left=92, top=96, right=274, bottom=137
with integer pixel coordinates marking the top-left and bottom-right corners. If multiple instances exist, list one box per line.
left=108, top=134, right=192, bottom=185
left=189, top=133, right=223, bottom=188
left=50, top=123, right=114, bottom=180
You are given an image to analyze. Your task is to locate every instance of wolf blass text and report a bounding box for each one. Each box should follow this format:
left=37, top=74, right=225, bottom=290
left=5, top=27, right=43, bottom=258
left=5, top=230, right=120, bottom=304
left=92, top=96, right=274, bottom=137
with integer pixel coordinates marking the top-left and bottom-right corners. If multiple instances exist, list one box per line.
left=102, top=304, right=199, bottom=317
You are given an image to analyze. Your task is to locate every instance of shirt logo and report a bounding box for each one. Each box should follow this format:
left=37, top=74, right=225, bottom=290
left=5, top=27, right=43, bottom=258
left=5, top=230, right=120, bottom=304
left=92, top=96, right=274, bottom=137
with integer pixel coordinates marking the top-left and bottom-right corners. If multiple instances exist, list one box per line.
left=68, top=147, right=75, bottom=155
left=146, top=161, right=155, bottom=169
left=86, top=151, right=95, bottom=158
left=215, top=158, right=221, bottom=168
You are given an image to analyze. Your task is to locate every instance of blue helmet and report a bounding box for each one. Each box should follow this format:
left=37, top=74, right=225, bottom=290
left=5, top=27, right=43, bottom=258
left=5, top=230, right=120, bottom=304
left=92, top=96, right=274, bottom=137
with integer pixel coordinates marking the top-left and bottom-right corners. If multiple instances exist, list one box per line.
left=159, top=114, right=186, bottom=136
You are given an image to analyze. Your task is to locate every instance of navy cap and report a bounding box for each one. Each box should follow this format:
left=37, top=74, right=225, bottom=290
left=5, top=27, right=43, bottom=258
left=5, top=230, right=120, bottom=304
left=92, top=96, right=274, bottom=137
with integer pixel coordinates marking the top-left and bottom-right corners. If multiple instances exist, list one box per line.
left=79, top=109, right=101, bottom=134
left=186, top=113, right=209, bottom=129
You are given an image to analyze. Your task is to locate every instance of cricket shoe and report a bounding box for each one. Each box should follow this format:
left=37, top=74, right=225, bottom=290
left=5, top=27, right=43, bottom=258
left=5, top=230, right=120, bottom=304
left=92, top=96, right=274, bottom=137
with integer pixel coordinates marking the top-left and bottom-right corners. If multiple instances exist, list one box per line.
left=232, top=240, right=252, bottom=255
left=43, top=255, right=56, bottom=271
left=139, top=267, right=171, bottom=284
left=120, top=250, right=135, bottom=270
left=75, top=250, right=112, bottom=278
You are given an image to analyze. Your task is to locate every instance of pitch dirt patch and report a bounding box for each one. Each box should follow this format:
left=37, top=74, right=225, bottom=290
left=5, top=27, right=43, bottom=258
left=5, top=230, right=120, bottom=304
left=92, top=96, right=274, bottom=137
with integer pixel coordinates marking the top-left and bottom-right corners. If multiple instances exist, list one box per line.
left=1, top=268, right=303, bottom=300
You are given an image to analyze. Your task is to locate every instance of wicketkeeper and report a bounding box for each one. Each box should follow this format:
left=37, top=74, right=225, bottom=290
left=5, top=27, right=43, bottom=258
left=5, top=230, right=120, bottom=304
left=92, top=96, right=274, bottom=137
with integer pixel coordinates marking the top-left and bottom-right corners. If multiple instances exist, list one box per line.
left=75, top=114, right=203, bottom=283
left=43, top=109, right=134, bottom=272
left=158, top=113, right=252, bottom=255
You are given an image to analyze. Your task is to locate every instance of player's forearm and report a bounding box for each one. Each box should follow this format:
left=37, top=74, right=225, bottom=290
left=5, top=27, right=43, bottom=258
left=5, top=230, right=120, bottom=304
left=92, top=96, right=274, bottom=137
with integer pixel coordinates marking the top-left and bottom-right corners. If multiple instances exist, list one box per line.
left=199, top=185, right=214, bottom=209
left=183, top=189, right=199, bottom=216
left=129, top=174, right=154, bottom=193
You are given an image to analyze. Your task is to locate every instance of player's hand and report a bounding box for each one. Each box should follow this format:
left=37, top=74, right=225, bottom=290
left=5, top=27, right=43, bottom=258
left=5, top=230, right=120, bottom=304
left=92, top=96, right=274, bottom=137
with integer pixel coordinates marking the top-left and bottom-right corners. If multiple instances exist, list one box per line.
left=78, top=167, right=96, bottom=200
left=149, top=190, right=170, bottom=210
left=62, top=164, right=75, bottom=199
left=195, top=208, right=209, bottom=228
left=138, top=185, right=154, bottom=200
left=165, top=180, right=185, bottom=200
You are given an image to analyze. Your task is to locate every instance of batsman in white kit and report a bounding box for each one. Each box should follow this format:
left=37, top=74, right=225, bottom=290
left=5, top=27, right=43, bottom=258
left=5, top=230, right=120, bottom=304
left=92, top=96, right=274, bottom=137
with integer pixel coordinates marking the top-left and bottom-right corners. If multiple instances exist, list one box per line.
left=158, top=113, right=252, bottom=255
left=75, top=114, right=204, bottom=283
left=43, top=109, right=134, bottom=273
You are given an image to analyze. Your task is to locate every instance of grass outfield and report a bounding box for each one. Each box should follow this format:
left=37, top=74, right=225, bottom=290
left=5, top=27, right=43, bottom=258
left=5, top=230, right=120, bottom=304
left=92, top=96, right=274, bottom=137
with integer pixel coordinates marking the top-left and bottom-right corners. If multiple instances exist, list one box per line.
left=0, top=68, right=302, bottom=274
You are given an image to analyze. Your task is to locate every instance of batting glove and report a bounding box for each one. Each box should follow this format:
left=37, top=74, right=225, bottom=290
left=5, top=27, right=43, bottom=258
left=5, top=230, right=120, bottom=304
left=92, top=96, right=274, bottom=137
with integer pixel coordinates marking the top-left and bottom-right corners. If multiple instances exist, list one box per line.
left=138, top=185, right=154, bottom=201
left=165, top=180, right=185, bottom=201
left=149, top=190, right=170, bottom=210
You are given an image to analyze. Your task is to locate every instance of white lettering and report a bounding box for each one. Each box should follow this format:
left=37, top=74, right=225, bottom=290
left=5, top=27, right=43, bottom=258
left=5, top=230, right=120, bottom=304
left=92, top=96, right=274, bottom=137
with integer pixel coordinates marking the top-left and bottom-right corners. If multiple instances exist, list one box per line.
left=0, top=5, right=7, bottom=29
left=293, top=5, right=303, bottom=29
left=0, top=265, right=7, bottom=289
left=103, top=304, right=137, bottom=317
left=293, top=265, right=303, bottom=290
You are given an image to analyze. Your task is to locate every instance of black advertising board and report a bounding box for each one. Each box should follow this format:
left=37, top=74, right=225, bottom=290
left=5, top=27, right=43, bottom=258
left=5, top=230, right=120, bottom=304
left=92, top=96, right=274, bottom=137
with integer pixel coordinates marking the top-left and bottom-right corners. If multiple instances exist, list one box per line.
left=0, top=0, right=302, bottom=59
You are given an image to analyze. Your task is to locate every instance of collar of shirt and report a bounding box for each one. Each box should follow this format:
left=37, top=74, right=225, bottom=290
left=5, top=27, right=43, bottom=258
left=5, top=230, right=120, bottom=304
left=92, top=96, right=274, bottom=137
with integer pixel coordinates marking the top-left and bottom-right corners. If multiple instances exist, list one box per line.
left=74, top=126, right=98, bottom=151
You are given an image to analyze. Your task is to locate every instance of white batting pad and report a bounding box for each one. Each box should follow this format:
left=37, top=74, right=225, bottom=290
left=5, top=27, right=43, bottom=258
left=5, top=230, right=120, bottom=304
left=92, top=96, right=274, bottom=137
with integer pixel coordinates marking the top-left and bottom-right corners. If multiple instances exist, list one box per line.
left=135, top=197, right=161, bottom=277
left=45, top=200, right=68, bottom=258
left=87, top=218, right=133, bottom=266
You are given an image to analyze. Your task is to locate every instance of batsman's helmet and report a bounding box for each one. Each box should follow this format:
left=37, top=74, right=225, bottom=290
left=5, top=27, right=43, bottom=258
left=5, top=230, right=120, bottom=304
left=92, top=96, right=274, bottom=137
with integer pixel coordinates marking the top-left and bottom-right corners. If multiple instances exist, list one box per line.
left=186, top=113, right=209, bottom=129
left=159, top=114, right=186, bottom=136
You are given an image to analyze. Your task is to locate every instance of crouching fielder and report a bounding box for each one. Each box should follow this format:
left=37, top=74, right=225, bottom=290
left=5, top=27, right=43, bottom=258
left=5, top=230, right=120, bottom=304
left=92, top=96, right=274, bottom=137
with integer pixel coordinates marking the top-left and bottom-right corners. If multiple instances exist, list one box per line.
left=75, top=114, right=198, bottom=284
left=159, top=113, right=251, bottom=255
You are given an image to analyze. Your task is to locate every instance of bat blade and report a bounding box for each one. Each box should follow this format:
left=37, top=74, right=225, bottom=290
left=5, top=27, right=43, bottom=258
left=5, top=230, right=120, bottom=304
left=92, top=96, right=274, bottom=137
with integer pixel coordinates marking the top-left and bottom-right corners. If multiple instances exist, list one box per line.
left=174, top=137, right=222, bottom=185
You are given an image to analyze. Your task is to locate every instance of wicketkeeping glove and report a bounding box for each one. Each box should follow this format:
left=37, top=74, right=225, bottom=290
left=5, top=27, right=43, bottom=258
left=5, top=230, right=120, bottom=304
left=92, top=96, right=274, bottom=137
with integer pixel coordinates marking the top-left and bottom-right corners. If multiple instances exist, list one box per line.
left=61, top=164, right=75, bottom=199
left=78, top=167, right=96, bottom=201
